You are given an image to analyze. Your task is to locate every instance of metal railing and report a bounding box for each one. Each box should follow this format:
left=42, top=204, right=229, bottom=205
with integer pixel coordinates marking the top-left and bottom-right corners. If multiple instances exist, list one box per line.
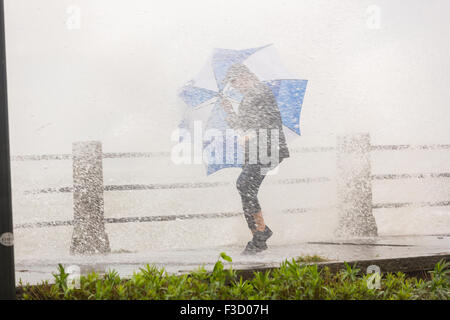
left=10, top=133, right=450, bottom=254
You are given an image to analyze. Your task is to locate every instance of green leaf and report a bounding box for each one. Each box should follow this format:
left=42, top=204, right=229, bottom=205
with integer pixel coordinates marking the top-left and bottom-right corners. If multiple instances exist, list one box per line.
left=220, top=252, right=232, bottom=262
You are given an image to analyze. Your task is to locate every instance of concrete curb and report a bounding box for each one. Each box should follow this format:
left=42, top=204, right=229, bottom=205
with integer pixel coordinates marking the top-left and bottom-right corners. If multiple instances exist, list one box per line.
left=235, top=253, right=450, bottom=280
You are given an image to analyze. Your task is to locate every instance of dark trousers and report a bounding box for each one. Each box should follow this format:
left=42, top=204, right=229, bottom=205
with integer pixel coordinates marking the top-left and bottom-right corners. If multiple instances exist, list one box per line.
left=236, top=164, right=267, bottom=232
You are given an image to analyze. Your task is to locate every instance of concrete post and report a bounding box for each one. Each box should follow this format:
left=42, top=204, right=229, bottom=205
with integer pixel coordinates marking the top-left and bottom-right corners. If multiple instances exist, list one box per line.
left=335, top=133, right=378, bottom=237
left=70, top=141, right=110, bottom=254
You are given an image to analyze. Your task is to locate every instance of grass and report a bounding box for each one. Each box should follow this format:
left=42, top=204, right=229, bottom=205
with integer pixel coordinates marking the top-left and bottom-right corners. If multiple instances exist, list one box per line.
left=295, top=255, right=329, bottom=263
left=17, top=253, right=449, bottom=300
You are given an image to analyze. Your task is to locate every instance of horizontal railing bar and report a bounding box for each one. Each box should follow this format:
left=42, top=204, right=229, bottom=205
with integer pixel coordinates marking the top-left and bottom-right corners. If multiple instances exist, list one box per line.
left=10, top=143, right=450, bottom=162
left=11, top=154, right=72, bottom=161
left=13, top=200, right=450, bottom=229
left=371, top=144, right=450, bottom=151
left=104, top=147, right=336, bottom=158
left=282, top=206, right=334, bottom=214
left=104, top=182, right=231, bottom=191
left=372, top=173, right=450, bottom=180
left=290, top=146, right=335, bottom=153
left=23, top=187, right=73, bottom=194
left=15, top=220, right=74, bottom=228
left=14, top=207, right=320, bottom=229
left=103, top=151, right=171, bottom=159
left=272, top=177, right=331, bottom=184
left=104, top=212, right=242, bottom=223
left=23, top=177, right=332, bottom=195
left=23, top=171, right=450, bottom=195
left=373, top=201, right=450, bottom=209
left=11, top=146, right=336, bottom=162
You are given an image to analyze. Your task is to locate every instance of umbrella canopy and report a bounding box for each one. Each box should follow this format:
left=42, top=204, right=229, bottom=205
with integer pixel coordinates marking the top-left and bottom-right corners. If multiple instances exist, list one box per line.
left=178, top=44, right=308, bottom=175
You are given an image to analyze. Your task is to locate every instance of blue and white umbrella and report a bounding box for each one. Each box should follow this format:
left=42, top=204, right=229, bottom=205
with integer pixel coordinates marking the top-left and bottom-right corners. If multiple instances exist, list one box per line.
left=178, top=44, right=308, bottom=175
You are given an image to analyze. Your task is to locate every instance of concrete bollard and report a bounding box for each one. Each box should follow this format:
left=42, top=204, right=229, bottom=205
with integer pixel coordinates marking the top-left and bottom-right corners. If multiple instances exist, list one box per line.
left=70, top=141, right=110, bottom=254
left=335, top=133, right=378, bottom=237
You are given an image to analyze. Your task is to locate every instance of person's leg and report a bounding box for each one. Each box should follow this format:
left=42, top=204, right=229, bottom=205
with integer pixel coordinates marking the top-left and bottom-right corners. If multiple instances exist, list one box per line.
left=237, top=164, right=273, bottom=254
left=253, top=211, right=266, bottom=233
left=236, top=164, right=267, bottom=234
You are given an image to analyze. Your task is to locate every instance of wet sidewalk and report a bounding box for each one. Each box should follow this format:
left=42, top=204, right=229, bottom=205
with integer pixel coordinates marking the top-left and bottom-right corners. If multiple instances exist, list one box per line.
left=15, top=234, right=450, bottom=285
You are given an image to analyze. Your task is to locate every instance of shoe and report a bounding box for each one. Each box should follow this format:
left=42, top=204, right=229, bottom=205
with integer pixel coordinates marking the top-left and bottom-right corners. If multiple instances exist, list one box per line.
left=241, top=226, right=273, bottom=255
left=242, top=240, right=267, bottom=255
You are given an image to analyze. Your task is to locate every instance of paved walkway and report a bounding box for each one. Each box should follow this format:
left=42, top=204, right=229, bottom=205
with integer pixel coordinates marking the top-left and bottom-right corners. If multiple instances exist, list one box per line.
left=15, top=234, right=450, bottom=285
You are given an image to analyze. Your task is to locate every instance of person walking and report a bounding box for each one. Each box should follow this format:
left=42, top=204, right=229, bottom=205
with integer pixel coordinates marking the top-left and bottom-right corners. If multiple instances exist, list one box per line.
left=220, top=63, right=290, bottom=254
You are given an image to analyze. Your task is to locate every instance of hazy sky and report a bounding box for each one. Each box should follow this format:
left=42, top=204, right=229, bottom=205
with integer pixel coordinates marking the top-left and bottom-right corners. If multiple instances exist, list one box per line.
left=4, top=0, right=450, bottom=154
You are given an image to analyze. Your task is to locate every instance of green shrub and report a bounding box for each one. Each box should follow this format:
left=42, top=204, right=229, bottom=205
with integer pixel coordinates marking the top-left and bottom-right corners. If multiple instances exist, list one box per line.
left=18, top=254, right=449, bottom=300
